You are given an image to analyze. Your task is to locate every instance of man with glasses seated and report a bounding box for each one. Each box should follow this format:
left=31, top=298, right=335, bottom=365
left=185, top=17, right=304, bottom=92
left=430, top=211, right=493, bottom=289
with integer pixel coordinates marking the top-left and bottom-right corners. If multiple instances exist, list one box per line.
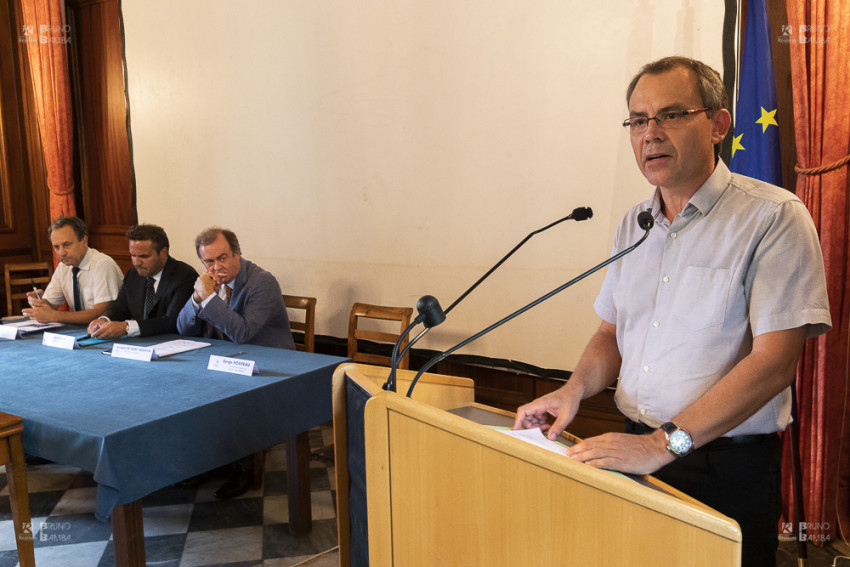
left=177, top=226, right=294, bottom=350
left=514, top=56, right=831, bottom=566
left=177, top=226, right=295, bottom=498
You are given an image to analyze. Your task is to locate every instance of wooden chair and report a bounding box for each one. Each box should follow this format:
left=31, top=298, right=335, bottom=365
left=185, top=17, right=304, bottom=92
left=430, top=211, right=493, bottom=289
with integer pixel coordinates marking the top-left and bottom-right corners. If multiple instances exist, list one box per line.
left=4, top=262, right=53, bottom=318
left=283, top=294, right=317, bottom=353
left=348, top=302, right=414, bottom=369
left=253, top=294, right=318, bottom=491
left=0, top=412, right=35, bottom=566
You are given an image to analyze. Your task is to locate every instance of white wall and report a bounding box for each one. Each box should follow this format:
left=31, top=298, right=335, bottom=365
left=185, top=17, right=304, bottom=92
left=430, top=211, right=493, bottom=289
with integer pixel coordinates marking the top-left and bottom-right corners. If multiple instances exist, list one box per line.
left=122, top=0, right=725, bottom=370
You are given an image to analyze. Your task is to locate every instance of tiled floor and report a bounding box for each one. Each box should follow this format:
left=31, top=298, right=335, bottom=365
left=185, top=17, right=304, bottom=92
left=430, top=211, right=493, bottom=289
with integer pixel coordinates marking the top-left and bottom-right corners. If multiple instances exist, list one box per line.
left=0, top=426, right=339, bottom=567
left=0, top=424, right=847, bottom=566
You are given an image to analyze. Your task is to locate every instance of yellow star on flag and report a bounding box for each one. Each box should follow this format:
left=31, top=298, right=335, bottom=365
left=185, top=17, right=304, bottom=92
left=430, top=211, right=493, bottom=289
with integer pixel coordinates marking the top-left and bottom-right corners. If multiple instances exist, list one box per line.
left=755, top=107, right=778, bottom=133
left=731, top=133, right=745, bottom=158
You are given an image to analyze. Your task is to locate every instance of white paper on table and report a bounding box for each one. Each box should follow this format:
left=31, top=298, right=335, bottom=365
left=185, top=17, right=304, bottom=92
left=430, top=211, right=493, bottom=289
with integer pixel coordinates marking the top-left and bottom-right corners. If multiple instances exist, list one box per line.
left=150, top=339, right=211, bottom=358
left=5, top=320, right=63, bottom=334
left=495, top=427, right=569, bottom=457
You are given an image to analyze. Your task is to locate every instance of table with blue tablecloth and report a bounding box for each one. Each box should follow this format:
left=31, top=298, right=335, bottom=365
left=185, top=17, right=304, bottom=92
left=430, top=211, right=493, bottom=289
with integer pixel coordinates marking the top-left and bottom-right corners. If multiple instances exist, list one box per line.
left=0, top=331, right=346, bottom=566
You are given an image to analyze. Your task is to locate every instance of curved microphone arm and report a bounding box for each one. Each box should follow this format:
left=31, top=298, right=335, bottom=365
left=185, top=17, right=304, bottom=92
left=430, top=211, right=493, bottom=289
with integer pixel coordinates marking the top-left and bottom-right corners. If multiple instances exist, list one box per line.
left=383, top=206, right=594, bottom=392
left=443, top=207, right=592, bottom=315
left=406, top=221, right=653, bottom=398
left=383, top=319, right=423, bottom=391
left=384, top=327, right=431, bottom=391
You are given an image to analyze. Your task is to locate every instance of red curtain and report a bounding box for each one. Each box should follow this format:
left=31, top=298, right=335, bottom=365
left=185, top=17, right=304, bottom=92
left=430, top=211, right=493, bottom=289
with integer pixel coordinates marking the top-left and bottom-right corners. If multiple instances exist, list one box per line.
left=785, top=0, right=850, bottom=546
left=21, top=0, right=75, bottom=220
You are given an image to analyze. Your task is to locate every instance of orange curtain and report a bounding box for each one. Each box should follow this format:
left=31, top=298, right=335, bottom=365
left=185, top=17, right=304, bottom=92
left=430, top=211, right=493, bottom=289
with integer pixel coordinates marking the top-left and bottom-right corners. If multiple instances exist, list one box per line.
left=21, top=0, right=75, bottom=220
left=785, top=0, right=850, bottom=546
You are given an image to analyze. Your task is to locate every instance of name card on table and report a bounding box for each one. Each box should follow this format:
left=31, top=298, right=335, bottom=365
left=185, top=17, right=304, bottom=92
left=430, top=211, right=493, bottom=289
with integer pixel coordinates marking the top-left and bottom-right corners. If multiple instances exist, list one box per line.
left=42, top=331, right=78, bottom=350
left=111, top=343, right=158, bottom=362
left=208, top=355, right=259, bottom=376
left=0, top=326, right=19, bottom=340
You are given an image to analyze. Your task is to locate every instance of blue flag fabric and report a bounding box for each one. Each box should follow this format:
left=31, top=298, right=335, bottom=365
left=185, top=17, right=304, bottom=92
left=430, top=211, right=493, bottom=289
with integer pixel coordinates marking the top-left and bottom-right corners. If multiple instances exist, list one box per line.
left=729, top=0, right=782, bottom=185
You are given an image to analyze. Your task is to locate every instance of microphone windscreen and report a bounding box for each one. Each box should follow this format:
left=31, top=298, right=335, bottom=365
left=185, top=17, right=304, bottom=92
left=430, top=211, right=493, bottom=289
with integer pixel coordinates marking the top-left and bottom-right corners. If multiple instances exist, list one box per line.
left=416, top=295, right=446, bottom=328
left=637, top=210, right=655, bottom=230
left=572, top=207, right=593, bottom=221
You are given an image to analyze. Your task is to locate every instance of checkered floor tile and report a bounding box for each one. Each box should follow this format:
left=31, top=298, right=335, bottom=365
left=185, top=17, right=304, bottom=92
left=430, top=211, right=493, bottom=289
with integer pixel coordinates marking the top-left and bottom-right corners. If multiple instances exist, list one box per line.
left=0, top=426, right=339, bottom=567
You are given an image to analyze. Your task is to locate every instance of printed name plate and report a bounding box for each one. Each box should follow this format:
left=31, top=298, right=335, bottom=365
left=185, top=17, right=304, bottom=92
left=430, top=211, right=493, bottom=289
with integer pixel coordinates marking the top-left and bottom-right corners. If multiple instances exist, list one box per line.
left=42, top=331, right=77, bottom=350
left=111, top=343, right=158, bottom=362
left=0, top=326, right=18, bottom=340
left=207, top=355, right=259, bottom=376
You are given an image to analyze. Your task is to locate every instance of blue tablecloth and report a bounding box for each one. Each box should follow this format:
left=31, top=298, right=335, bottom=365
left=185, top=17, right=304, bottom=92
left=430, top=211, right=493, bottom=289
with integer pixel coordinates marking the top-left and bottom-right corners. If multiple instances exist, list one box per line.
left=0, top=332, right=346, bottom=520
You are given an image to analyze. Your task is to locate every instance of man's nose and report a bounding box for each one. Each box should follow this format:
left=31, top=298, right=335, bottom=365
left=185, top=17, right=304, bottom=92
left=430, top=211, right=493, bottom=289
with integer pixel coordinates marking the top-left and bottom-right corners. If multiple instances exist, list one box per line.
left=643, top=118, right=665, bottom=140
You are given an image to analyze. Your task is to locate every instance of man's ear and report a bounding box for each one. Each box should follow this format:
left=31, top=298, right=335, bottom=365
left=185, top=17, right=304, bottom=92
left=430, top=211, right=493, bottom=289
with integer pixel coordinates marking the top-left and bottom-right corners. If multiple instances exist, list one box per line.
left=711, top=108, right=732, bottom=145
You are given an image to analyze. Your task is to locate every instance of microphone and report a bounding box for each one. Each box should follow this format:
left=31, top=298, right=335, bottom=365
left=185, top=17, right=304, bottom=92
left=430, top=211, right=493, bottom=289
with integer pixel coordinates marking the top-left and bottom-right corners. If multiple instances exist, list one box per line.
left=405, top=210, right=655, bottom=397
left=382, top=206, right=594, bottom=391
left=443, top=206, right=593, bottom=315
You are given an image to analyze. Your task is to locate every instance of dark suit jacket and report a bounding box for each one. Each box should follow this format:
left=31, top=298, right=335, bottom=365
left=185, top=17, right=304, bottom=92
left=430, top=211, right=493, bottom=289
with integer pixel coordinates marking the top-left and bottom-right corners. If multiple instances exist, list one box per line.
left=104, top=256, right=197, bottom=337
left=176, top=258, right=295, bottom=350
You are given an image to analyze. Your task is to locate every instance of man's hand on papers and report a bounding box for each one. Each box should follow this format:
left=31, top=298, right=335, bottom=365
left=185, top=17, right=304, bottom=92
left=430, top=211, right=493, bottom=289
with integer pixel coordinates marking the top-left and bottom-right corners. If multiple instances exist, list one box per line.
left=565, top=430, right=675, bottom=476
left=513, top=383, right=582, bottom=441
left=22, top=303, right=57, bottom=323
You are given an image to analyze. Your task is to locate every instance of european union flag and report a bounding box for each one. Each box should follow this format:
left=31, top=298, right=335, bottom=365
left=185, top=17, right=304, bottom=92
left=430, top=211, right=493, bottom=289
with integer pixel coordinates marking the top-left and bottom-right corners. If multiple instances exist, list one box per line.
left=729, top=0, right=782, bottom=185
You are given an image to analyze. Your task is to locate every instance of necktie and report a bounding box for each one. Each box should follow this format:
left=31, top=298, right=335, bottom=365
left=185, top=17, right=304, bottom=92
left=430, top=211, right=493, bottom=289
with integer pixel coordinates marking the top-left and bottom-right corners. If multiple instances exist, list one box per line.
left=144, top=277, right=156, bottom=319
left=72, top=267, right=82, bottom=311
left=225, top=285, right=232, bottom=306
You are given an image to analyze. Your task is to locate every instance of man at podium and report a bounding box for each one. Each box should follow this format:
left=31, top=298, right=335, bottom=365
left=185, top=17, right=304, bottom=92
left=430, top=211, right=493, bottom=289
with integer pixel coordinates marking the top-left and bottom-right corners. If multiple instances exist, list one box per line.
left=514, top=56, right=831, bottom=567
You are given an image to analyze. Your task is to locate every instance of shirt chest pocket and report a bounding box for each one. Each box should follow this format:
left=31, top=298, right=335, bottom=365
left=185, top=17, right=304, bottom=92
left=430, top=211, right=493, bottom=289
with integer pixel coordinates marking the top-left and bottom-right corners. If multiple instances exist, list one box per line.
left=672, top=266, right=732, bottom=331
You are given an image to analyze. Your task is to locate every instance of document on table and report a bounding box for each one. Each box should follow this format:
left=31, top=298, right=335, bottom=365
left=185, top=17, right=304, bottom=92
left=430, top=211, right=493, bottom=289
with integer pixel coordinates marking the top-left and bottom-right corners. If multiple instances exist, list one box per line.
left=492, top=426, right=570, bottom=456
left=2, top=319, right=63, bottom=334
left=493, top=426, right=634, bottom=481
left=151, top=339, right=212, bottom=357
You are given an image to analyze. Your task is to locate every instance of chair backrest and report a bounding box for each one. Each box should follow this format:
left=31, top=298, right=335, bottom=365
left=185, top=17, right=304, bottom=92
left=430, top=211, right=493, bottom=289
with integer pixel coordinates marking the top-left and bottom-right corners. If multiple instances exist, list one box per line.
left=283, top=294, right=317, bottom=353
left=348, top=302, right=414, bottom=369
left=4, top=262, right=53, bottom=318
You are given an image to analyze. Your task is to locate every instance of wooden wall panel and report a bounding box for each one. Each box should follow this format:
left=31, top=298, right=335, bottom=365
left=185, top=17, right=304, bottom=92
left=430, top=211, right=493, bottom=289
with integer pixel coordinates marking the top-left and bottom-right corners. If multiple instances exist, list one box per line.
left=67, top=0, right=135, bottom=271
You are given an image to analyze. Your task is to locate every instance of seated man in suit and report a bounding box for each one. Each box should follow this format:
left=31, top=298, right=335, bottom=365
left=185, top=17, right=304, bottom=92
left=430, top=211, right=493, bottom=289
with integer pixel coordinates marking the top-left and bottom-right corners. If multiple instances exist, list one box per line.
left=177, top=226, right=295, bottom=498
left=176, top=226, right=295, bottom=349
left=24, top=216, right=123, bottom=324
left=87, top=224, right=197, bottom=339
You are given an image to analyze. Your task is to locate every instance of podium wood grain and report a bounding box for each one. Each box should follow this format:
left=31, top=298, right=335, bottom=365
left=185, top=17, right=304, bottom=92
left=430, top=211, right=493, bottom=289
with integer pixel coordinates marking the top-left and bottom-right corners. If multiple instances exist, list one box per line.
left=334, top=364, right=741, bottom=566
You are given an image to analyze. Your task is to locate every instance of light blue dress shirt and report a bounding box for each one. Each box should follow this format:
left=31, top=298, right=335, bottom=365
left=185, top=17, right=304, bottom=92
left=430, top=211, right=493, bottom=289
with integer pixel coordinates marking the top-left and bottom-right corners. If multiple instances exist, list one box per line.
left=594, top=161, right=831, bottom=436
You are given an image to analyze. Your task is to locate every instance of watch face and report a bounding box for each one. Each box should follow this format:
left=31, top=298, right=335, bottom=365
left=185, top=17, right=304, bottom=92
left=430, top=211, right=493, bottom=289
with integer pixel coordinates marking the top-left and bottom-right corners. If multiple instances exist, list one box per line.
left=668, top=429, right=693, bottom=455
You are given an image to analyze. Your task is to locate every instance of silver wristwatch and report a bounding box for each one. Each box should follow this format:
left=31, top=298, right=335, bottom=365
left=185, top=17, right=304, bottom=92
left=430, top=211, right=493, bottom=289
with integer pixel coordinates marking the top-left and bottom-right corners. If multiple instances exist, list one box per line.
left=660, top=422, right=694, bottom=457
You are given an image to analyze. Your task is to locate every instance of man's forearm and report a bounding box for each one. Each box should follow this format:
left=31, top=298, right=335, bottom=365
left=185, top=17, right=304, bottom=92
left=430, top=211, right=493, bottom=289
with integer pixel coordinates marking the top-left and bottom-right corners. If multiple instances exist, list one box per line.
left=52, top=303, right=110, bottom=325
left=562, top=320, right=622, bottom=401
left=671, top=326, right=807, bottom=447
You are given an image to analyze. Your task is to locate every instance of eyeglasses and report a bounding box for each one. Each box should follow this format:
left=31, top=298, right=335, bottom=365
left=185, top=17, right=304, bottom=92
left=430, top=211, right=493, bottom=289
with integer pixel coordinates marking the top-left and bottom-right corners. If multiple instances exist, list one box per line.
left=622, top=107, right=711, bottom=133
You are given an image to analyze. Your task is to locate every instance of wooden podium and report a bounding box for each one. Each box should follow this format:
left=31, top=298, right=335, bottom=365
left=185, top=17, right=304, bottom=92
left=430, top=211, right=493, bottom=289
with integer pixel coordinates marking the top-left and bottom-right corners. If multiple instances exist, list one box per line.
left=333, top=363, right=742, bottom=566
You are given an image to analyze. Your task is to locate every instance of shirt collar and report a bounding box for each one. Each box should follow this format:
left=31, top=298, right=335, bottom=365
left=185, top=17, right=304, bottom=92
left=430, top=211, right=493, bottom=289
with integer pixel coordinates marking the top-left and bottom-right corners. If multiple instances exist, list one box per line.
left=686, top=159, right=731, bottom=217
left=647, top=159, right=732, bottom=222
left=76, top=247, right=94, bottom=271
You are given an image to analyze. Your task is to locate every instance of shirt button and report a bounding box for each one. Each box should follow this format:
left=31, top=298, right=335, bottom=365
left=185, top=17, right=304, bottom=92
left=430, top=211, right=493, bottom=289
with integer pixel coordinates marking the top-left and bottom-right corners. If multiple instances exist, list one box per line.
left=670, top=232, right=678, bottom=239
left=642, top=365, right=650, bottom=372
left=640, top=409, right=647, bottom=415
left=652, top=320, right=660, bottom=327
left=662, top=276, right=670, bottom=283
